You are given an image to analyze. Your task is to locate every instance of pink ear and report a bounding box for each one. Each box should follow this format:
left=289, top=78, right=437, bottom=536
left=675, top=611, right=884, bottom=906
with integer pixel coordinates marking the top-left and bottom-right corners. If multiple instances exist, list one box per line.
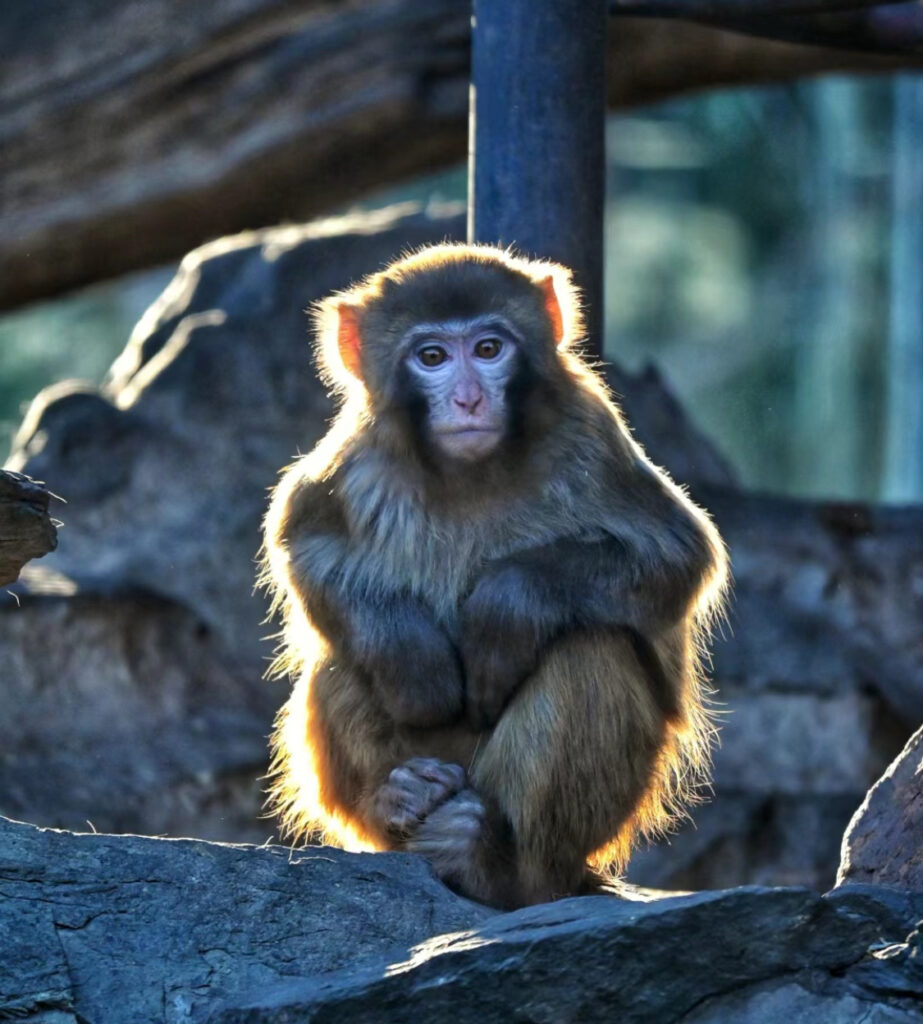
left=539, top=276, right=565, bottom=347
left=336, top=303, right=362, bottom=379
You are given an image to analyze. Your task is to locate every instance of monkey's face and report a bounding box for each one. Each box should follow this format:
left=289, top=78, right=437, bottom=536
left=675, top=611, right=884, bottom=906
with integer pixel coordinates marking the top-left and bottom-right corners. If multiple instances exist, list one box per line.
left=319, top=246, right=576, bottom=468
left=402, top=317, right=518, bottom=462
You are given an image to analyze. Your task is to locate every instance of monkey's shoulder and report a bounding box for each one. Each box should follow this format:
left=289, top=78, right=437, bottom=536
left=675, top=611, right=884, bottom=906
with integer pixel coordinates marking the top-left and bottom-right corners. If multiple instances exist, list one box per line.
left=270, top=463, right=345, bottom=545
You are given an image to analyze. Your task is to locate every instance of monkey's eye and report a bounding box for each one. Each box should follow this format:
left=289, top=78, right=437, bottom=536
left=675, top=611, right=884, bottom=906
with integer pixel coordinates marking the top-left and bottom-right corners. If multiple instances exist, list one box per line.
left=474, top=337, right=503, bottom=360
left=417, top=345, right=448, bottom=368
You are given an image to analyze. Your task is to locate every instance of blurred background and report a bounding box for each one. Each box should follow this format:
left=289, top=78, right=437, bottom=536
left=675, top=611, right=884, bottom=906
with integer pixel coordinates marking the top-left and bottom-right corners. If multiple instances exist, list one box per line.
left=3, top=76, right=922, bottom=502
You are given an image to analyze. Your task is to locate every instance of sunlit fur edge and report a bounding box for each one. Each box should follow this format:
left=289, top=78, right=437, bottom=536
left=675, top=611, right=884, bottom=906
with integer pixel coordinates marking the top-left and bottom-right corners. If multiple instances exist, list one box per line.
left=258, top=242, right=731, bottom=876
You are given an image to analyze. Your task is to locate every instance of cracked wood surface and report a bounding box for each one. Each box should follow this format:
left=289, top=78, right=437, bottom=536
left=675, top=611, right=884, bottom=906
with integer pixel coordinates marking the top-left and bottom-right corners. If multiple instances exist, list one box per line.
left=4, top=0, right=923, bottom=310
left=0, top=470, right=57, bottom=588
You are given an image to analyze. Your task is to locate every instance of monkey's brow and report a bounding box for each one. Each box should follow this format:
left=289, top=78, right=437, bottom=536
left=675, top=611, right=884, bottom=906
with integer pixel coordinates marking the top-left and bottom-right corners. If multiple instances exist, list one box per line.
left=404, top=316, right=520, bottom=343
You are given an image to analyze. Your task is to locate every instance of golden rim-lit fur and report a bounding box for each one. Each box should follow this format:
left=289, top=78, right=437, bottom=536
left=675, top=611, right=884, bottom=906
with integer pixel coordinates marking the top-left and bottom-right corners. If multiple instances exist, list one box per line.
left=259, top=243, right=729, bottom=895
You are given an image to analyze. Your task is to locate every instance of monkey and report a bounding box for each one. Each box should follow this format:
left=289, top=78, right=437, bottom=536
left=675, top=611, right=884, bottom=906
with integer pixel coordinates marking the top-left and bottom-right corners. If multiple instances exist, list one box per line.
left=260, top=243, right=728, bottom=909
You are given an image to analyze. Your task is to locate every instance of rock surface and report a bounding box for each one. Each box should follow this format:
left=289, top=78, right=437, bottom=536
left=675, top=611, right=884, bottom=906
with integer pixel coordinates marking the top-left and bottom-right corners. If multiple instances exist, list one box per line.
left=2, top=815, right=921, bottom=1024
left=0, top=590, right=275, bottom=843
left=0, top=815, right=492, bottom=1023
left=2, top=203, right=920, bottom=890
left=838, top=725, right=923, bottom=891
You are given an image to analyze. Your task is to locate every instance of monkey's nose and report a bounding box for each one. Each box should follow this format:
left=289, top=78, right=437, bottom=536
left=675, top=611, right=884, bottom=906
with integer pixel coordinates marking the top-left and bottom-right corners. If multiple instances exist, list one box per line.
left=454, top=395, right=483, bottom=414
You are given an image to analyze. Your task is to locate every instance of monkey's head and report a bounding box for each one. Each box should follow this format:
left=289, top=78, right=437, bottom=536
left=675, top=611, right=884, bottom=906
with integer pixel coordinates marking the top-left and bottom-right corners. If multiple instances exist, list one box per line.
left=314, top=244, right=585, bottom=465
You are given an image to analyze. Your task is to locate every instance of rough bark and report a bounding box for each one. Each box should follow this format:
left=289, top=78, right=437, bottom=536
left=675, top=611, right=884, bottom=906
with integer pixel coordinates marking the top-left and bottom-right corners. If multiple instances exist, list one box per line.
left=3, top=0, right=922, bottom=311
left=611, top=0, right=898, bottom=13
left=696, top=4, right=923, bottom=53
left=0, top=470, right=57, bottom=587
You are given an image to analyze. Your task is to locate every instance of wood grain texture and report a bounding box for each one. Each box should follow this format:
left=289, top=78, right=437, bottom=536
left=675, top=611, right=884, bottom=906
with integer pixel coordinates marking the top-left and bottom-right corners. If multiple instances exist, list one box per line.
left=3, top=0, right=921, bottom=310
left=0, top=470, right=57, bottom=587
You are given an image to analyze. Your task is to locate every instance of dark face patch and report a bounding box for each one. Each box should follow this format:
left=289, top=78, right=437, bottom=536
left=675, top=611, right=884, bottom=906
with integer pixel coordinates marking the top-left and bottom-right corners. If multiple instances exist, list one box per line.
left=392, top=360, right=437, bottom=467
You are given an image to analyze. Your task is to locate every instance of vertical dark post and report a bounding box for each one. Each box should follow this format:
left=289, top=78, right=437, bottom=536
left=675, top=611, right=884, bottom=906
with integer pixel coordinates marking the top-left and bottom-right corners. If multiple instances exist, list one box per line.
left=469, top=0, right=607, bottom=357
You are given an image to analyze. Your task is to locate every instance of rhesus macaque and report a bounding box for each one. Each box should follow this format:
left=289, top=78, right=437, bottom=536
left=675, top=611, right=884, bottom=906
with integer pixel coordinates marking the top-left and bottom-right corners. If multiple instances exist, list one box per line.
left=261, top=244, right=727, bottom=909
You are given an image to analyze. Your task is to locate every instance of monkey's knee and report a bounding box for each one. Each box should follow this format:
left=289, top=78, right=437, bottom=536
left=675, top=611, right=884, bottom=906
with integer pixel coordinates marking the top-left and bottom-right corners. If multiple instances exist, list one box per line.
left=472, top=631, right=667, bottom=875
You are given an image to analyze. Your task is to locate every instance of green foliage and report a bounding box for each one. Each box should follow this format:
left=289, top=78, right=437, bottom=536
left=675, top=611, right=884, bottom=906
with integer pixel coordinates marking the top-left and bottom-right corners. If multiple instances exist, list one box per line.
left=0, top=267, right=174, bottom=462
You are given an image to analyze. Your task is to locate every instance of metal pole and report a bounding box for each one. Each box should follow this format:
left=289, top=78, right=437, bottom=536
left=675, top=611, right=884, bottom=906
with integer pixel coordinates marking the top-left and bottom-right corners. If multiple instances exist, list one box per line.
left=468, top=0, right=607, bottom=358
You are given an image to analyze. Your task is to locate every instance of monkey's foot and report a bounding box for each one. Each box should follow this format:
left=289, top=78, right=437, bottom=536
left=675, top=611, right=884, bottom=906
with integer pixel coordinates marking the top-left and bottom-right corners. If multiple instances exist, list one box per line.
left=406, top=788, right=487, bottom=889
left=370, top=758, right=466, bottom=840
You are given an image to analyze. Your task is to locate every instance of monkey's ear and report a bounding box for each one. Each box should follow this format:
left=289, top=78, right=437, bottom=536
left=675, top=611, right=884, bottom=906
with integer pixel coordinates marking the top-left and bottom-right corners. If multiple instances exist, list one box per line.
left=336, top=302, right=363, bottom=380
left=538, top=276, right=565, bottom=347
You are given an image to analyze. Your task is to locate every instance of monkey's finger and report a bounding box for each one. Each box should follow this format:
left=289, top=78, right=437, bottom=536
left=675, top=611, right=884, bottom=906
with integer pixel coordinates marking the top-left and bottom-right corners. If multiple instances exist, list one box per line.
left=409, top=810, right=483, bottom=854
left=451, top=791, right=486, bottom=818
left=388, top=765, right=424, bottom=788
left=378, top=763, right=467, bottom=833
left=411, top=760, right=466, bottom=790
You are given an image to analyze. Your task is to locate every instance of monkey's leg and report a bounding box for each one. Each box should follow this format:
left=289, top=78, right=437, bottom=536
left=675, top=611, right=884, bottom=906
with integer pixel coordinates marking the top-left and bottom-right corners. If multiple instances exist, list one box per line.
left=276, top=659, right=476, bottom=849
left=411, top=630, right=669, bottom=907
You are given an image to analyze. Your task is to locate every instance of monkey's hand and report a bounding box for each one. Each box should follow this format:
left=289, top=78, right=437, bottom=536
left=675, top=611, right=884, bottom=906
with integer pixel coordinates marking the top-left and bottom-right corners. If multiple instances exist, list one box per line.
left=460, top=564, right=560, bottom=731
left=352, top=598, right=465, bottom=729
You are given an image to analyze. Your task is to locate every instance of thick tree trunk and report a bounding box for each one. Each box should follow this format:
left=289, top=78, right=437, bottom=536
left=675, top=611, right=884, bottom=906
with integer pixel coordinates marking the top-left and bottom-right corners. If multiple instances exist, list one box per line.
left=3, top=0, right=922, bottom=311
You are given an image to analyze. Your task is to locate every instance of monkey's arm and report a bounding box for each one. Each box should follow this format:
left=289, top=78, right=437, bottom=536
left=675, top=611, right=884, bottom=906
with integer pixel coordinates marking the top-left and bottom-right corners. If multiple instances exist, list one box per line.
left=272, top=476, right=464, bottom=728
left=461, top=463, right=722, bottom=729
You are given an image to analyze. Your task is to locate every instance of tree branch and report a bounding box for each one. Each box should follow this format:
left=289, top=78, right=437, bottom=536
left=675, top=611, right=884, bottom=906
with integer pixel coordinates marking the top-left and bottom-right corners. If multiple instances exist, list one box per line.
left=717, top=4, right=923, bottom=53
left=2, top=0, right=922, bottom=311
left=610, top=0, right=906, bottom=18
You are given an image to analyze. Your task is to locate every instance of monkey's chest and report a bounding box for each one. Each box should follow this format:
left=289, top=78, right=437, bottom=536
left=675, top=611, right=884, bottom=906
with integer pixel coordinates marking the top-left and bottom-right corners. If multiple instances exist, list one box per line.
left=353, top=490, right=585, bottom=622
left=356, top=515, right=487, bottom=616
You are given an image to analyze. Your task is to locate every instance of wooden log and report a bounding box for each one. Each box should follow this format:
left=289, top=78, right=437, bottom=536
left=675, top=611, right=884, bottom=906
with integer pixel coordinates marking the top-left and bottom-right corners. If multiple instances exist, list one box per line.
left=685, top=3, right=923, bottom=52
left=0, top=471, right=57, bottom=588
left=611, top=0, right=902, bottom=17
left=3, top=0, right=922, bottom=312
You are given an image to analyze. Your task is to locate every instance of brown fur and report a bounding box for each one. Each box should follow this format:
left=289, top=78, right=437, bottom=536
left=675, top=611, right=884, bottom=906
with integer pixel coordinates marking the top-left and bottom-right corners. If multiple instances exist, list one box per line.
left=260, top=243, right=728, bottom=908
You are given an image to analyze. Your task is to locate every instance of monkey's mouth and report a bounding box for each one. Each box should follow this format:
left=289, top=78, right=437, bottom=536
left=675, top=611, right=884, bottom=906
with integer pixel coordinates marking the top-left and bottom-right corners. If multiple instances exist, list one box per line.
left=433, top=426, right=504, bottom=460
left=436, top=426, right=502, bottom=436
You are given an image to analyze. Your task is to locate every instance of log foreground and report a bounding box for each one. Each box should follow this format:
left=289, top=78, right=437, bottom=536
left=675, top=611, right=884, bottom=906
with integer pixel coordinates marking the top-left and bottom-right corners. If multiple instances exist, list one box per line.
left=0, top=470, right=57, bottom=587
left=1, top=813, right=920, bottom=1023
left=4, top=0, right=922, bottom=310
